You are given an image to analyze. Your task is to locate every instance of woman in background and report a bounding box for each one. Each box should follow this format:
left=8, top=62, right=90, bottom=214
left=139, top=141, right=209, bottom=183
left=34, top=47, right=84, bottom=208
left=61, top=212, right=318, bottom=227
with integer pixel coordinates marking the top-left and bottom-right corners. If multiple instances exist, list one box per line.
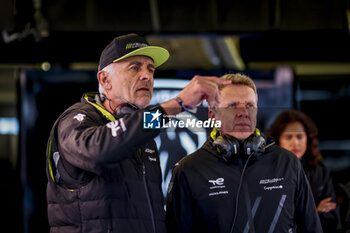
left=268, top=109, right=339, bottom=233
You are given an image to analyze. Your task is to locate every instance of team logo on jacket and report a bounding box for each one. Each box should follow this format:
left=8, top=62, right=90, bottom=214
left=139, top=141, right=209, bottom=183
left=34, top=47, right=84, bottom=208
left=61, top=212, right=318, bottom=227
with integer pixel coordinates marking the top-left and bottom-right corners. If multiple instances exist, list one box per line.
left=73, top=113, right=86, bottom=122
left=106, top=119, right=127, bottom=137
left=143, top=110, right=161, bottom=129
left=148, top=156, right=157, bottom=162
left=145, top=148, right=155, bottom=154
left=145, top=148, right=157, bottom=162
left=208, top=177, right=228, bottom=196
left=259, top=177, right=284, bottom=191
left=209, top=177, right=224, bottom=186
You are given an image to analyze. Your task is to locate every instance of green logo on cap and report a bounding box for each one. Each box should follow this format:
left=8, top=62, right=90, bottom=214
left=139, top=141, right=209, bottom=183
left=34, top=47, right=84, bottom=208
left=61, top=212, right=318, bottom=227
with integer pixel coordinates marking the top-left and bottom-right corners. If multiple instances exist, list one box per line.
left=125, top=43, right=148, bottom=50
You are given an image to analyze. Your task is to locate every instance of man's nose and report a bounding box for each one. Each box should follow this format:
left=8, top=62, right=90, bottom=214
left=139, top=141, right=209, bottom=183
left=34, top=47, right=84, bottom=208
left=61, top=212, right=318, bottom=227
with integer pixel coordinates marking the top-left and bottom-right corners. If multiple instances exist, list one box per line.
left=236, top=104, right=249, bottom=116
left=139, top=67, right=152, bottom=81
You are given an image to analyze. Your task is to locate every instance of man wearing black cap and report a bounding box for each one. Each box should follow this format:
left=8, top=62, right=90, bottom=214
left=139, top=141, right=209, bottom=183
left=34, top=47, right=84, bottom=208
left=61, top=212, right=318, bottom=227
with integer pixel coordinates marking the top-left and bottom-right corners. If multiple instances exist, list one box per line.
left=46, top=33, right=230, bottom=233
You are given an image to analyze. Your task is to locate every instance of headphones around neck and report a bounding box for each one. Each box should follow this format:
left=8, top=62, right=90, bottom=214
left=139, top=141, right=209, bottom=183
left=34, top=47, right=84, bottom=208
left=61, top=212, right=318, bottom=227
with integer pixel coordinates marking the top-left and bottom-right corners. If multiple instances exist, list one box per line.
left=115, top=103, right=138, bottom=118
left=100, top=93, right=139, bottom=118
left=211, top=128, right=266, bottom=160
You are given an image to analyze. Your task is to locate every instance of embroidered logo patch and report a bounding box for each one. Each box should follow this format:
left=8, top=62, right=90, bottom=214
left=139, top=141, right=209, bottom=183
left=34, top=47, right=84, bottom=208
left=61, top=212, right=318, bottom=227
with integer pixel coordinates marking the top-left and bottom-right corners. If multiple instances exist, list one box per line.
left=208, top=177, right=229, bottom=196
left=106, top=118, right=127, bottom=137
left=73, top=113, right=86, bottom=122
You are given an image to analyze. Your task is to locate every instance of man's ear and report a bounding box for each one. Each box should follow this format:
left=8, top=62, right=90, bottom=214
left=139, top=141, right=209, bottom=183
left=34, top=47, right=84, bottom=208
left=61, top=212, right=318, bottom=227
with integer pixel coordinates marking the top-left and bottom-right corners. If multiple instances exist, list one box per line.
left=208, top=109, right=216, bottom=120
left=97, top=70, right=112, bottom=91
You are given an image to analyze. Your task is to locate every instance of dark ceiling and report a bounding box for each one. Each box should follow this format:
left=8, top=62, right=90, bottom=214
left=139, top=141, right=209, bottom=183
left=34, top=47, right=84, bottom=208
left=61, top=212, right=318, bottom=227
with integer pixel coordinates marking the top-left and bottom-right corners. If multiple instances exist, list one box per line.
left=0, top=0, right=349, bottom=69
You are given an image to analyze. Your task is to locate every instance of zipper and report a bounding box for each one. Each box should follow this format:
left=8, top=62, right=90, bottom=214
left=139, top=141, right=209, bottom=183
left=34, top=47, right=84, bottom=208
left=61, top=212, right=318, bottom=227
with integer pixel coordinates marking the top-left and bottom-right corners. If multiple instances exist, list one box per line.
left=142, top=163, right=156, bottom=233
left=137, top=147, right=156, bottom=233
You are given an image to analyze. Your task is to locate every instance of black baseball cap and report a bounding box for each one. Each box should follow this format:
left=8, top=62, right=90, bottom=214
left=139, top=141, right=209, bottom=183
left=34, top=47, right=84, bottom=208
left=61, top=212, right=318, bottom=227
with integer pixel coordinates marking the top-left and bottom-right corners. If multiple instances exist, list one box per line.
left=98, top=33, right=169, bottom=71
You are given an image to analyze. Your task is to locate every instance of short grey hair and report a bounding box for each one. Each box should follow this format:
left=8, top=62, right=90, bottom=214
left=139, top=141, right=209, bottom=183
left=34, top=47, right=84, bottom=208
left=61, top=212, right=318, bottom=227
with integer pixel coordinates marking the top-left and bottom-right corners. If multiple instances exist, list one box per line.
left=98, top=63, right=115, bottom=95
left=209, top=73, right=258, bottom=110
left=220, top=73, right=257, bottom=97
left=98, top=83, right=105, bottom=95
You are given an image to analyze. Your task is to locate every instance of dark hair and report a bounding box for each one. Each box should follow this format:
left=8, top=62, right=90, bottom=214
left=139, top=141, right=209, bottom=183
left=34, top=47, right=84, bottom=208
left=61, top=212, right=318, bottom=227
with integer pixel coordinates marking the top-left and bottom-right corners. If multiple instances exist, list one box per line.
left=267, top=110, right=322, bottom=166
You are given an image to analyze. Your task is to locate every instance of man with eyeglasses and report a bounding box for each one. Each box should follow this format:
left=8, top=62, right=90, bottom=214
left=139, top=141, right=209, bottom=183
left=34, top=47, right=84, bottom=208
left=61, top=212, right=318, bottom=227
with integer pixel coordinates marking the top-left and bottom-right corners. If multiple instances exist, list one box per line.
left=166, top=73, right=323, bottom=233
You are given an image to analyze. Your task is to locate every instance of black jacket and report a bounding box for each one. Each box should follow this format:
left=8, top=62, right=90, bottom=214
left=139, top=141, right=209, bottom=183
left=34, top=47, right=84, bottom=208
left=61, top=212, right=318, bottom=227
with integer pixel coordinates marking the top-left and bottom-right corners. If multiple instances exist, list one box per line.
left=166, top=137, right=323, bottom=233
left=46, top=93, right=167, bottom=233
left=302, top=159, right=340, bottom=233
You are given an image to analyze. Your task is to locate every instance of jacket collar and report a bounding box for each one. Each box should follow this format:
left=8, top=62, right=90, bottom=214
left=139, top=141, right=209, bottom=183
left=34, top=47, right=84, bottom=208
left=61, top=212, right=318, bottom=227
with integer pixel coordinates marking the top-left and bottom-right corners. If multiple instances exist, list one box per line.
left=82, top=92, right=116, bottom=122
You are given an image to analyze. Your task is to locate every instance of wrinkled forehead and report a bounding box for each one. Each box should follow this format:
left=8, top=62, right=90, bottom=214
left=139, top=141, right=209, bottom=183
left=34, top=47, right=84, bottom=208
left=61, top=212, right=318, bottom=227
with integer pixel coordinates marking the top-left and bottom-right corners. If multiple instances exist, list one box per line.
left=220, top=84, right=257, bottom=103
left=116, top=55, right=155, bottom=66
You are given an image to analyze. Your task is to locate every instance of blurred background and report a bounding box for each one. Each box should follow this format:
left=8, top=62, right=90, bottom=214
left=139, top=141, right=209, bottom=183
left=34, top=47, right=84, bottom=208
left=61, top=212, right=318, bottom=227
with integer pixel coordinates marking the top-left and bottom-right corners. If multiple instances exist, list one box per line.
left=1, top=0, right=350, bottom=232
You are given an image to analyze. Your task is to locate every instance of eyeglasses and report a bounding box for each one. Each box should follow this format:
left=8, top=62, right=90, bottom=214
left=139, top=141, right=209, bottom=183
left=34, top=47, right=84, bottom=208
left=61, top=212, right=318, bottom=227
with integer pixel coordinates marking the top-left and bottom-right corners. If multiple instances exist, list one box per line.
left=210, top=102, right=257, bottom=112
left=223, top=102, right=257, bottom=111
